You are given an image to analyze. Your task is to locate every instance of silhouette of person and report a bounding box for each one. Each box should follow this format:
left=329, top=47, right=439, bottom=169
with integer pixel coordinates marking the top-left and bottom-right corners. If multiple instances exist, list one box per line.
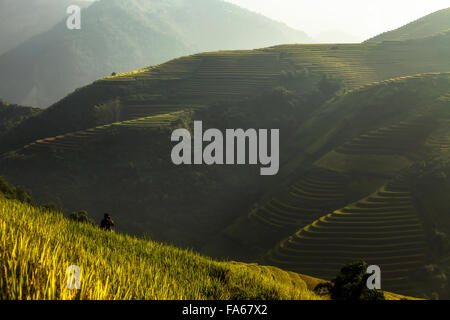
left=100, top=213, right=115, bottom=231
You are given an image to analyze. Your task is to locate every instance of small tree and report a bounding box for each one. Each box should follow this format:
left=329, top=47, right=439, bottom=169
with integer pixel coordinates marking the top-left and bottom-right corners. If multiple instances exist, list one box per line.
left=0, top=176, right=33, bottom=203
left=69, top=210, right=95, bottom=225
left=314, top=261, right=385, bottom=301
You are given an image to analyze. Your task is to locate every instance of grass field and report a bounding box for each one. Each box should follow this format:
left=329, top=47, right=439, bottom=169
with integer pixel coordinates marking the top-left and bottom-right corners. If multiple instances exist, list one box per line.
left=0, top=196, right=326, bottom=300
left=0, top=196, right=420, bottom=300
left=2, top=32, right=449, bottom=155
left=0, top=30, right=449, bottom=300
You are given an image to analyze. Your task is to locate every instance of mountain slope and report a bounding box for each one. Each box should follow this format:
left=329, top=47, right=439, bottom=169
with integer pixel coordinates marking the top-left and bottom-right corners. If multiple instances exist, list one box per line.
left=1, top=31, right=449, bottom=154
left=0, top=0, right=93, bottom=55
left=205, top=73, right=450, bottom=297
left=0, top=196, right=323, bottom=300
left=0, top=99, right=41, bottom=138
left=0, top=35, right=449, bottom=258
left=0, top=196, right=417, bottom=300
left=367, top=7, right=450, bottom=42
left=0, top=32, right=449, bottom=298
left=0, top=0, right=311, bottom=107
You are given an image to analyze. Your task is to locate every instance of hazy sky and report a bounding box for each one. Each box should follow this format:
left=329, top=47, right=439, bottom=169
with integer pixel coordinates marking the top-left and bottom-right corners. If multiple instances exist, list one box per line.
left=224, top=0, right=450, bottom=42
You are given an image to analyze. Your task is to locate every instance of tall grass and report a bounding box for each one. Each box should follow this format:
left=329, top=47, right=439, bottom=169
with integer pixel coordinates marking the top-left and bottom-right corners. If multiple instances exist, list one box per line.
left=0, top=197, right=322, bottom=300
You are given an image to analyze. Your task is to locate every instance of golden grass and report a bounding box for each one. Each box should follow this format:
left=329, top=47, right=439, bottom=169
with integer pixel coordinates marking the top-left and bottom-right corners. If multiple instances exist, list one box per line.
left=0, top=197, right=324, bottom=300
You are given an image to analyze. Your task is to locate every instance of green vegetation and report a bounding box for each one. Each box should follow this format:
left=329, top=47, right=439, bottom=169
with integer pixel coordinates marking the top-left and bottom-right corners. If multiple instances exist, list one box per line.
left=1, top=195, right=419, bottom=300
left=209, top=73, right=450, bottom=297
left=18, top=111, right=190, bottom=155
left=0, top=99, right=40, bottom=139
left=0, top=0, right=311, bottom=107
left=264, top=174, right=426, bottom=295
left=2, top=74, right=450, bottom=298
left=367, top=8, right=450, bottom=42
left=0, top=176, right=32, bottom=204
left=1, top=10, right=450, bottom=300
left=3, top=31, right=450, bottom=154
left=0, top=196, right=324, bottom=300
left=69, top=211, right=95, bottom=226
left=314, top=261, right=385, bottom=301
left=408, top=159, right=450, bottom=299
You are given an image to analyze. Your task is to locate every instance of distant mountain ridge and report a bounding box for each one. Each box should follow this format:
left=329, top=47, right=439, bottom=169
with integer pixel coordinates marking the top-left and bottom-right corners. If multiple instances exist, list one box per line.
left=0, top=0, right=311, bottom=107
left=0, top=0, right=93, bottom=55
left=367, top=7, right=450, bottom=42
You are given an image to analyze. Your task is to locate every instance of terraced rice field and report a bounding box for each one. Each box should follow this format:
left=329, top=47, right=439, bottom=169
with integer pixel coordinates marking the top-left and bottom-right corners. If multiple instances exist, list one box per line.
left=16, top=112, right=187, bottom=156
left=262, top=175, right=426, bottom=294
left=102, top=55, right=204, bottom=83
left=119, top=95, right=205, bottom=120
left=426, top=117, right=450, bottom=158
left=95, top=36, right=450, bottom=112
left=101, top=51, right=285, bottom=103
left=177, top=52, right=284, bottom=99
left=336, top=115, right=436, bottom=156
left=272, top=44, right=377, bottom=88
left=249, top=168, right=348, bottom=230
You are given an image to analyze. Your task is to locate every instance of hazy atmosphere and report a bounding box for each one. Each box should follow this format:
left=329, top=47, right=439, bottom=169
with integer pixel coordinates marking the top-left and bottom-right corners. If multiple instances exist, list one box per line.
left=225, top=0, right=450, bottom=42
left=1, top=0, right=450, bottom=304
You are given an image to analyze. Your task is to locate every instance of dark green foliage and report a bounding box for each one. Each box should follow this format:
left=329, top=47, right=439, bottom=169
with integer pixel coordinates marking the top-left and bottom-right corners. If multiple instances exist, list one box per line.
left=69, top=210, right=95, bottom=225
left=413, top=264, right=448, bottom=300
left=314, top=261, right=386, bottom=301
left=0, top=99, right=41, bottom=137
left=318, top=74, right=342, bottom=98
left=40, top=202, right=61, bottom=212
left=0, top=176, right=32, bottom=204
left=430, top=230, right=449, bottom=259
left=0, top=21, right=449, bottom=300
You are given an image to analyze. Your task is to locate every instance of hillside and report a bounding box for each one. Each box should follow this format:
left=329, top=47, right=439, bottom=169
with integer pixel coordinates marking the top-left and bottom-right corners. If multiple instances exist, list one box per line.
left=0, top=99, right=41, bottom=138
left=206, top=73, right=450, bottom=298
left=1, top=31, right=449, bottom=154
left=0, top=0, right=92, bottom=55
left=0, top=29, right=449, bottom=298
left=367, top=7, right=450, bottom=42
left=0, top=0, right=311, bottom=107
left=0, top=196, right=417, bottom=300
left=0, top=195, right=322, bottom=300
left=0, top=33, right=448, bottom=254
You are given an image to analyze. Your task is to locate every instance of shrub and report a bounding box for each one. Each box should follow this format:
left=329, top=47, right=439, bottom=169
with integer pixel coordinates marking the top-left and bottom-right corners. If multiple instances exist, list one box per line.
left=314, top=261, right=385, bottom=301
left=69, top=210, right=95, bottom=225
left=0, top=176, right=33, bottom=203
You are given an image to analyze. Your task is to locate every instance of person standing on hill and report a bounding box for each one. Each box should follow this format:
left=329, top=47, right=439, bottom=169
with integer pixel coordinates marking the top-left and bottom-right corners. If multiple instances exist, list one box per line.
left=100, top=213, right=115, bottom=231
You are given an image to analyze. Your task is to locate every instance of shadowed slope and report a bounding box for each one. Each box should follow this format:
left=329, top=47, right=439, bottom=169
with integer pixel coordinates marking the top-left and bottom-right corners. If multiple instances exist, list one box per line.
left=263, top=174, right=426, bottom=295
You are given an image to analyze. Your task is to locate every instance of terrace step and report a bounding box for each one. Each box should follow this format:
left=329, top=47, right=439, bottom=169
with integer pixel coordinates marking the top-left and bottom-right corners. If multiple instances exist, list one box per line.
left=16, top=112, right=186, bottom=157
left=262, top=175, right=426, bottom=294
left=336, top=115, right=435, bottom=156
left=250, top=167, right=349, bottom=230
